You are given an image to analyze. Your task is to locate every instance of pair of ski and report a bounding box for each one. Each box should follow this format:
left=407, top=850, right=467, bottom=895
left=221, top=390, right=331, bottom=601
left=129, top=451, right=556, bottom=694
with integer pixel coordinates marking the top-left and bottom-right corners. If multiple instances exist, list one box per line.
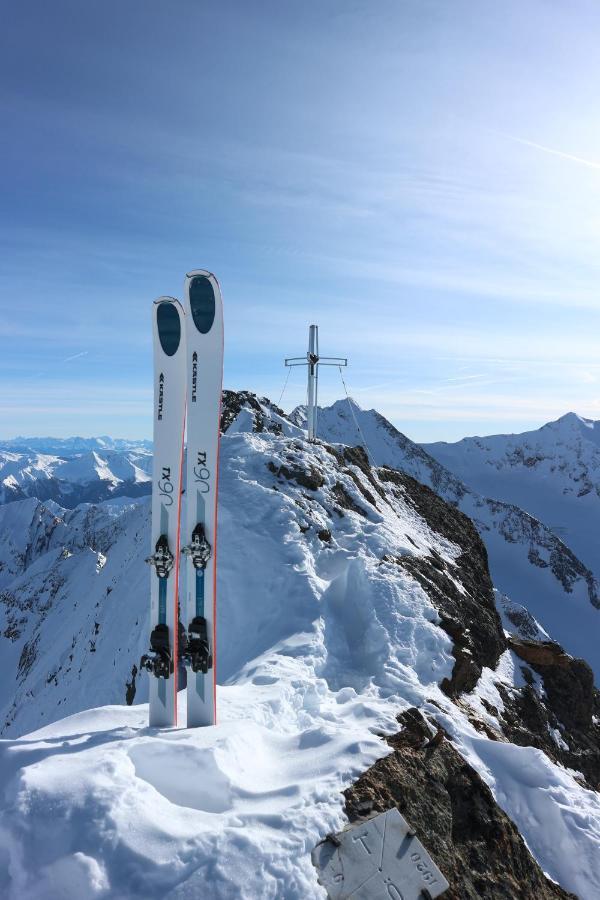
left=141, top=270, right=223, bottom=728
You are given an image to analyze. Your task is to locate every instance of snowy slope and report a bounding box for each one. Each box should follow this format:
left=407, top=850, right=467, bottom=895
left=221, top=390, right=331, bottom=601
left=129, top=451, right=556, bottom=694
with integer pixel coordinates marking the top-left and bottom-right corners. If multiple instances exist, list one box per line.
left=2, top=664, right=599, bottom=900
left=0, top=497, right=150, bottom=735
left=305, top=399, right=600, bottom=680
left=424, top=412, right=600, bottom=576
left=0, top=431, right=458, bottom=738
left=1, top=422, right=599, bottom=899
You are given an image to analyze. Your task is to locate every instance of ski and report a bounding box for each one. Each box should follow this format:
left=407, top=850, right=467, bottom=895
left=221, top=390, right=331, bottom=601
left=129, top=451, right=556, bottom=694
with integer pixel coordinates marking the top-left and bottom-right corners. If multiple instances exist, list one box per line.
left=181, top=270, right=223, bottom=727
left=142, top=297, right=186, bottom=727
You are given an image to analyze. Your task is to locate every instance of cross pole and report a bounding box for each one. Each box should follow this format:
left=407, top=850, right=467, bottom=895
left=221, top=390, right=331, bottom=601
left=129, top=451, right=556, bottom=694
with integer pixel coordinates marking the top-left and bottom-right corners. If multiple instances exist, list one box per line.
left=284, top=324, right=347, bottom=442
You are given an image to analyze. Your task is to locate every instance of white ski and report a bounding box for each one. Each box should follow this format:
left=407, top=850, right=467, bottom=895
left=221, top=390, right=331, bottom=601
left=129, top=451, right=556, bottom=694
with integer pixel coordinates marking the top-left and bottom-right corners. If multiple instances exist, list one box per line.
left=181, top=270, right=223, bottom=727
left=142, top=297, right=186, bottom=727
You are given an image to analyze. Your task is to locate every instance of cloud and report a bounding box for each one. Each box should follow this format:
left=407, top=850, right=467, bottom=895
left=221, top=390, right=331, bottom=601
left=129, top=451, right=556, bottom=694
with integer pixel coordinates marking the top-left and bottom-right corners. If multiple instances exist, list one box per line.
left=504, top=134, right=600, bottom=172
left=62, top=351, right=88, bottom=363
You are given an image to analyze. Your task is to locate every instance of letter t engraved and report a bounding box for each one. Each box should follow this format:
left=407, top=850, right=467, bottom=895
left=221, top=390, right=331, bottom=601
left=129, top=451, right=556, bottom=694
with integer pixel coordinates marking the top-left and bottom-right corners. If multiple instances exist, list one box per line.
left=352, top=832, right=372, bottom=855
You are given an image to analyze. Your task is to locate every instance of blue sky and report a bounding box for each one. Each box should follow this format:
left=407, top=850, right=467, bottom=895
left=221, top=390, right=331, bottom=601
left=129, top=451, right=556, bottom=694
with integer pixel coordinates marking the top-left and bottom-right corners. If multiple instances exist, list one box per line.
left=2, top=0, right=600, bottom=441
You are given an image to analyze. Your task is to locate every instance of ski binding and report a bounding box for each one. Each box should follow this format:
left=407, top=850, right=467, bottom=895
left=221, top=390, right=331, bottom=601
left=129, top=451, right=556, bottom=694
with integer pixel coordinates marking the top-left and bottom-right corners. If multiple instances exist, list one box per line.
left=181, top=523, right=211, bottom=570
left=140, top=623, right=173, bottom=679
left=183, top=616, right=213, bottom=674
left=146, top=534, right=174, bottom=579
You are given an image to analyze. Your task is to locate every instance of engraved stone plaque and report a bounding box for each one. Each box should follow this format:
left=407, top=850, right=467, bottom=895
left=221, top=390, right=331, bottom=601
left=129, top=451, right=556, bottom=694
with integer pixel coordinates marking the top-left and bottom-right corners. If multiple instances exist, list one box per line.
left=312, top=807, right=449, bottom=899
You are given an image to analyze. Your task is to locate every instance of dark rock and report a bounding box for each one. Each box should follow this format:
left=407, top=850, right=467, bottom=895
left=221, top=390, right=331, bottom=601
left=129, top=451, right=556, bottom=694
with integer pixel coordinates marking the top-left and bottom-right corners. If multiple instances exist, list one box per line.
left=17, top=635, right=39, bottom=681
left=125, top=664, right=137, bottom=706
left=267, top=461, right=324, bottom=491
left=345, top=469, right=379, bottom=509
left=543, top=657, right=594, bottom=731
left=509, top=637, right=595, bottom=730
left=379, top=469, right=505, bottom=695
left=509, top=637, right=573, bottom=669
left=221, top=389, right=286, bottom=436
left=342, top=445, right=371, bottom=476
left=486, top=636, right=600, bottom=789
left=344, top=709, right=575, bottom=900
left=330, top=482, right=366, bottom=516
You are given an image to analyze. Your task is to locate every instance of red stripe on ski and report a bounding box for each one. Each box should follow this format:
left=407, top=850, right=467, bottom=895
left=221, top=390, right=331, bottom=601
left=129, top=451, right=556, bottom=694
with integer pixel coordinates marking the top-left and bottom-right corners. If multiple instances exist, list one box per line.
left=172, top=412, right=186, bottom=726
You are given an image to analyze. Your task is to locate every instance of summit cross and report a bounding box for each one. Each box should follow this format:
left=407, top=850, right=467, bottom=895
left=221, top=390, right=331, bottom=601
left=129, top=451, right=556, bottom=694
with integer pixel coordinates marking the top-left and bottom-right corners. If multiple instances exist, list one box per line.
left=284, top=324, right=347, bottom=442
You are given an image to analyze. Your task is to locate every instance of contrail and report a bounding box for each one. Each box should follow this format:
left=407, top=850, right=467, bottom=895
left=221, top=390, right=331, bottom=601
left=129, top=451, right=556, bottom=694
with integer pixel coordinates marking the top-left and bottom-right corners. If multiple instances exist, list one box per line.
left=505, top=134, right=600, bottom=171
left=442, top=373, right=488, bottom=384
left=62, top=350, right=88, bottom=363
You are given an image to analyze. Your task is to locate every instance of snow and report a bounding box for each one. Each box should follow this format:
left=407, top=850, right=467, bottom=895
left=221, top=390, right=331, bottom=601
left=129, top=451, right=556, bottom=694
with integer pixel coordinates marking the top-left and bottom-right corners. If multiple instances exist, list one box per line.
left=1, top=413, right=600, bottom=897
left=2, top=638, right=599, bottom=898
left=445, top=725, right=600, bottom=899
left=423, top=645, right=600, bottom=897
left=482, top=520, right=600, bottom=675
left=309, top=400, right=600, bottom=679
left=496, top=591, right=552, bottom=642
left=424, top=412, right=600, bottom=580
left=2, top=429, right=465, bottom=898
left=0, top=444, right=152, bottom=506
left=0, top=691, right=392, bottom=899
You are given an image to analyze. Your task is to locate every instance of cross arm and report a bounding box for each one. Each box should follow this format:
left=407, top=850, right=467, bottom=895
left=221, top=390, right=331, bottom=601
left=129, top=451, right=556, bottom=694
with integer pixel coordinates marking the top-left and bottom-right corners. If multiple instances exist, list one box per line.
left=317, top=357, right=347, bottom=366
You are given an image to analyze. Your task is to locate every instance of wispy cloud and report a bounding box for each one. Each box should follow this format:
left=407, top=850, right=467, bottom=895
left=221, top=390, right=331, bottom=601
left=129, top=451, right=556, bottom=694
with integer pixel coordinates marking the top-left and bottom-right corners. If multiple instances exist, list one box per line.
left=62, top=350, right=88, bottom=363
left=441, top=373, right=488, bottom=384
left=504, top=134, right=600, bottom=172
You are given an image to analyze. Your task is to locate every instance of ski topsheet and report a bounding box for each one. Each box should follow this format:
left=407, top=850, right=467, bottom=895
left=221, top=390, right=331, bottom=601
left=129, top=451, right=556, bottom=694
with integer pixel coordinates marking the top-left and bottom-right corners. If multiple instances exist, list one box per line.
left=143, top=297, right=186, bottom=727
left=182, top=270, right=223, bottom=727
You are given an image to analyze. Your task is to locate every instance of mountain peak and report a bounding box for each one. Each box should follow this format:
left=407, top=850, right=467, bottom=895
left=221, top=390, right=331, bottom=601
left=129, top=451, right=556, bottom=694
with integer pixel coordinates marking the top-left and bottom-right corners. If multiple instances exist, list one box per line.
left=328, top=396, right=362, bottom=412
left=546, top=411, right=600, bottom=443
left=554, top=411, right=594, bottom=427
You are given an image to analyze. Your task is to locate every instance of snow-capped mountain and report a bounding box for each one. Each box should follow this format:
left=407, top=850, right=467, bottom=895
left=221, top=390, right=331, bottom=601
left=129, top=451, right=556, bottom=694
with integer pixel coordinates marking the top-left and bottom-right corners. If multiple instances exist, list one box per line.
left=0, top=436, right=152, bottom=454
left=1, top=395, right=600, bottom=898
left=424, top=412, right=600, bottom=578
left=305, top=399, right=600, bottom=681
left=0, top=442, right=152, bottom=507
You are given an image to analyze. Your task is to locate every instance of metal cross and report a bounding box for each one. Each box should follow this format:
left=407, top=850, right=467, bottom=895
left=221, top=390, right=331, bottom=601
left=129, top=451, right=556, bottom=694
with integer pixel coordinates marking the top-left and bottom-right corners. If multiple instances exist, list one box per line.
left=285, top=325, right=347, bottom=441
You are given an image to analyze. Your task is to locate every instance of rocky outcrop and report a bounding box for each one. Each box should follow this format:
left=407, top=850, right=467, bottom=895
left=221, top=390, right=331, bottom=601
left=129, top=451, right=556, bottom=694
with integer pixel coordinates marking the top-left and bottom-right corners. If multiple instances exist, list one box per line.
left=344, top=708, right=576, bottom=900
left=379, top=468, right=506, bottom=696
left=492, top=637, right=600, bottom=791
left=267, top=459, right=325, bottom=491
left=509, top=637, right=574, bottom=670
left=221, top=390, right=288, bottom=436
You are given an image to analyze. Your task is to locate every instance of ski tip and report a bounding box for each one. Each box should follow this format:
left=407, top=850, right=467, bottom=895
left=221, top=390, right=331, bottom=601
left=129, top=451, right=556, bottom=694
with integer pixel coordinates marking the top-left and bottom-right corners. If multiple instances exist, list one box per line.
left=153, top=295, right=183, bottom=308
left=185, top=269, right=219, bottom=285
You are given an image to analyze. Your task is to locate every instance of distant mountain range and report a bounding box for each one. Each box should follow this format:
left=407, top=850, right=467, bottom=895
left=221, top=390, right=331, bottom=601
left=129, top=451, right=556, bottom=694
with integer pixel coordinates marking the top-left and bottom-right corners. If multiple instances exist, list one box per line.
left=424, top=412, right=600, bottom=577
left=1, top=397, right=599, bottom=681
left=295, top=401, right=599, bottom=678
left=0, top=436, right=152, bottom=454
left=0, top=437, right=152, bottom=507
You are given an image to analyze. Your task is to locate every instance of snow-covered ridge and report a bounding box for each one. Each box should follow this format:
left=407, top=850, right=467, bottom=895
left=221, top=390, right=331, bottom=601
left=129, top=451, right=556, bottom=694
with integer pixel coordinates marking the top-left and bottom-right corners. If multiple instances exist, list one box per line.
left=423, top=411, right=600, bottom=577
left=1, top=432, right=467, bottom=739
left=1, top=407, right=599, bottom=898
left=294, top=398, right=600, bottom=680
